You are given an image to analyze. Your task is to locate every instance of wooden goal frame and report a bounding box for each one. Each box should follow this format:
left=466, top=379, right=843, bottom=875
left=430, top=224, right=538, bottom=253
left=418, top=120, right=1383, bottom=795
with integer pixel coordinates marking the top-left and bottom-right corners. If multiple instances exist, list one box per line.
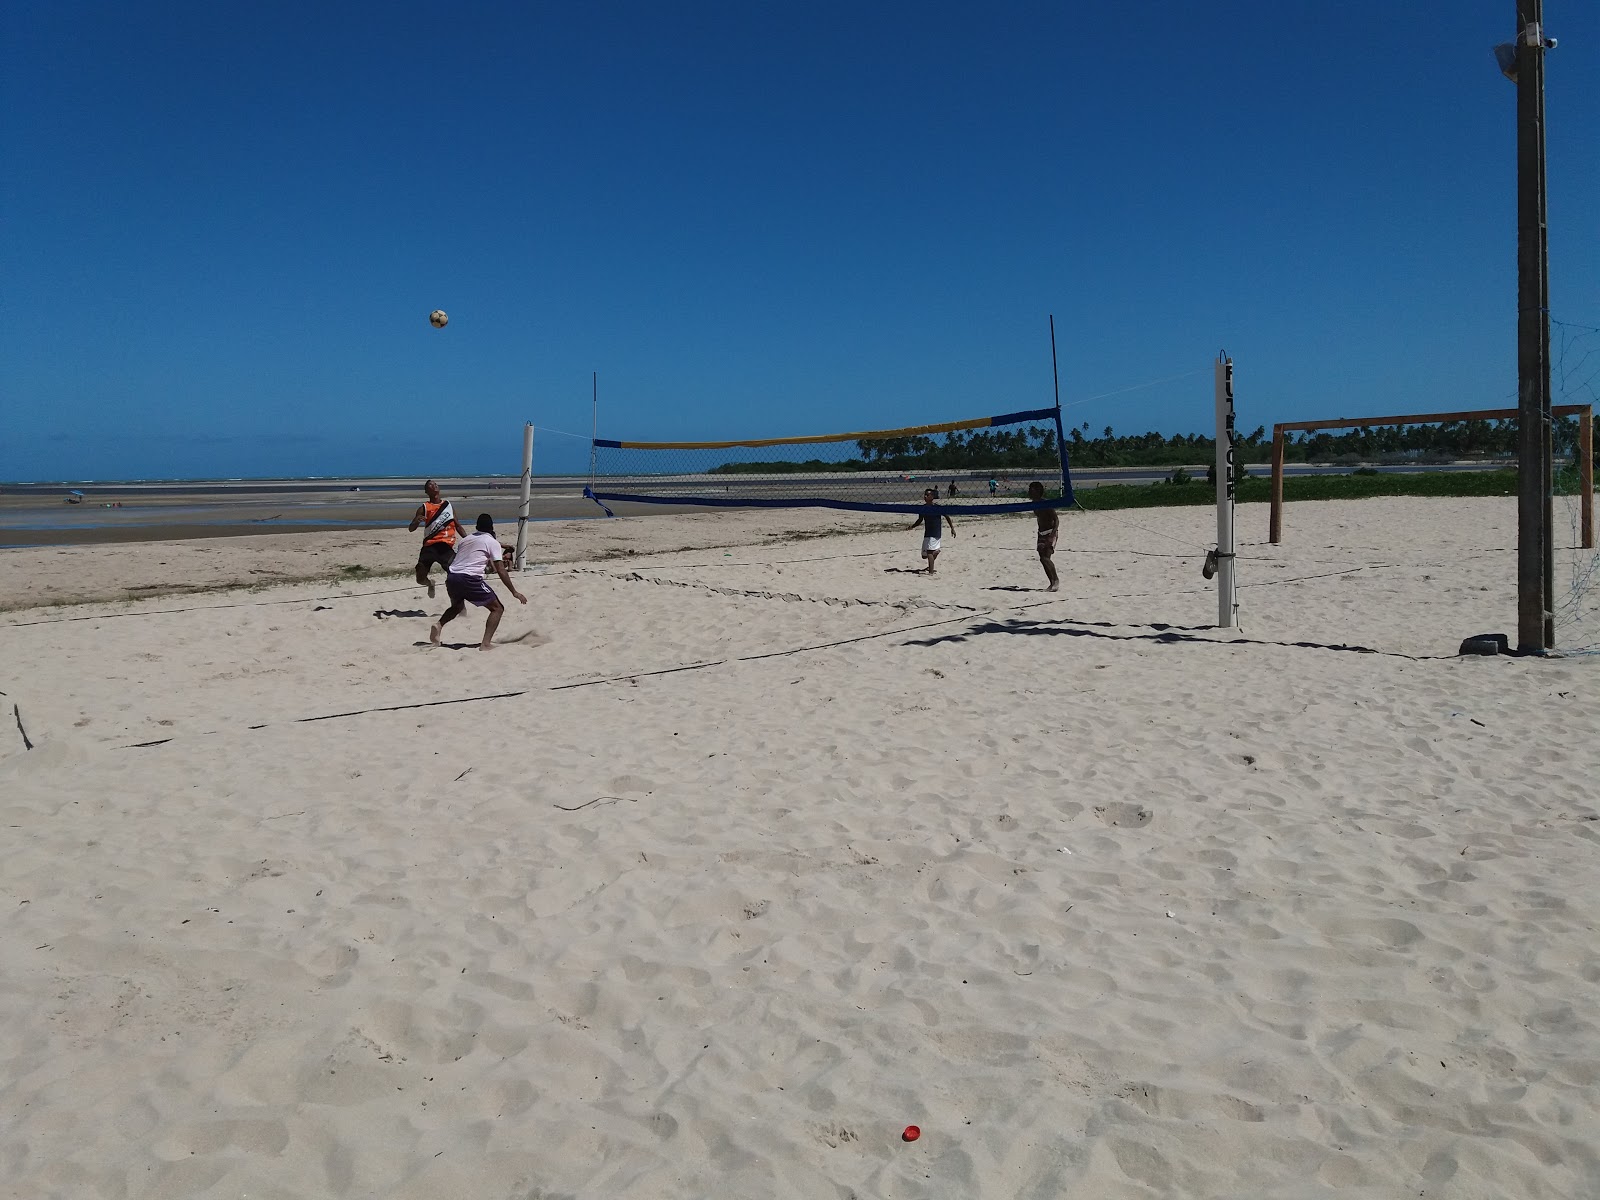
left=1268, top=405, right=1593, bottom=547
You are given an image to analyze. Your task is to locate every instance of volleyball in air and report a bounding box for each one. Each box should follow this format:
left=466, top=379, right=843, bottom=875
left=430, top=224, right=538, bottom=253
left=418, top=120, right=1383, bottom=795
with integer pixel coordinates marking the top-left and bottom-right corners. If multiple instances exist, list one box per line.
left=429, top=309, right=449, bottom=329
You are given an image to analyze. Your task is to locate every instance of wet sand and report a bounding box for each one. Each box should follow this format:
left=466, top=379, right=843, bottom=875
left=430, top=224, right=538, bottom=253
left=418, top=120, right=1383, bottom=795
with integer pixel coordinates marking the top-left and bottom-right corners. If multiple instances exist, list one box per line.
left=0, top=507, right=888, bottom=612
left=0, top=468, right=1244, bottom=549
left=0, top=479, right=677, bottom=548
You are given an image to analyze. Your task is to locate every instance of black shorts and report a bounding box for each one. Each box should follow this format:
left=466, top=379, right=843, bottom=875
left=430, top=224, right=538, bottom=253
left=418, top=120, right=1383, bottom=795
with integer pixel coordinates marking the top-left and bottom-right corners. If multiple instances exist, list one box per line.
left=417, top=541, right=456, bottom=571
left=445, top=571, right=498, bottom=608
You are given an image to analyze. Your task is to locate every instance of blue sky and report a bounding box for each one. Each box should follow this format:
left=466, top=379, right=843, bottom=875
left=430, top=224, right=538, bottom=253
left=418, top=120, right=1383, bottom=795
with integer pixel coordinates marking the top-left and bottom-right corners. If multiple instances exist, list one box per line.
left=4, top=2, right=1596, bottom=482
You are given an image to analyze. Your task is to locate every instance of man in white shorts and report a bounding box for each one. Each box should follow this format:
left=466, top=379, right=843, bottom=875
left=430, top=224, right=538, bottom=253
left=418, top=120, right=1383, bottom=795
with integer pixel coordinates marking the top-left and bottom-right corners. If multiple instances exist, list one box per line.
left=906, top=487, right=957, bottom=574
left=429, top=513, right=527, bottom=650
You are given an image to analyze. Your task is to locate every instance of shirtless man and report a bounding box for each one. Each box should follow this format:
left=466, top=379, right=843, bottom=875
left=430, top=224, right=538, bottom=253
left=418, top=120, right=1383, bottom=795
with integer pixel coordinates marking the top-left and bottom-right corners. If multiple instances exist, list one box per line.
left=409, top=479, right=469, bottom=598
left=1028, top=480, right=1060, bottom=592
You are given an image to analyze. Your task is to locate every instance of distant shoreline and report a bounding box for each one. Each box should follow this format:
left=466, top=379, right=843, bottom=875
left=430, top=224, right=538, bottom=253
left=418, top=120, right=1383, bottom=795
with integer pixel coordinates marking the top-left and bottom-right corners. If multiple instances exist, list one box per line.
left=0, top=459, right=1522, bottom=493
left=0, top=476, right=696, bottom=548
left=0, top=462, right=1543, bottom=549
left=0, top=474, right=557, bottom=494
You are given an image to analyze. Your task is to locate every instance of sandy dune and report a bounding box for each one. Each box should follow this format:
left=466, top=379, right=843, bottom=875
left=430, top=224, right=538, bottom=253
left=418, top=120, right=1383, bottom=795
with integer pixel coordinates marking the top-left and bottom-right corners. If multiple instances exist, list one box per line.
left=2, top=497, right=1597, bottom=1198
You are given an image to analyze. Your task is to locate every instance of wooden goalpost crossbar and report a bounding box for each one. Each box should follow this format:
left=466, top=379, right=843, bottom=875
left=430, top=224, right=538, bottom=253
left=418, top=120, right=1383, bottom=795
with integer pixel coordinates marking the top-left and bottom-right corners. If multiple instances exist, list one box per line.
left=1268, top=405, right=1594, bottom=546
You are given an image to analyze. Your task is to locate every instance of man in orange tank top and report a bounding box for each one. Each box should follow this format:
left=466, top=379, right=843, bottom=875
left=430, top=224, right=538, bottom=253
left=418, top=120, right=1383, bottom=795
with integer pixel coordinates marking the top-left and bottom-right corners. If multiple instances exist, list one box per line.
left=408, top=479, right=469, bottom=598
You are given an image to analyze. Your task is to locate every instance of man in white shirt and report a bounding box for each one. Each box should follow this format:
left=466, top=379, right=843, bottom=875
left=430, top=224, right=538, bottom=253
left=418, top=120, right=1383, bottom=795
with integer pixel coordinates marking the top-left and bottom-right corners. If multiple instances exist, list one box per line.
left=429, top=513, right=527, bottom=651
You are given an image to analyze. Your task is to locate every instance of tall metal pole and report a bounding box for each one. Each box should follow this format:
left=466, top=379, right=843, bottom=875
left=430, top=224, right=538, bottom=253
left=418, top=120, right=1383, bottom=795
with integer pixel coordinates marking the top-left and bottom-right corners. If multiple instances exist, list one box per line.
left=1048, top=315, right=1073, bottom=503
left=1514, top=0, right=1555, bottom=652
left=587, top=372, right=599, bottom=485
left=1581, top=409, right=1594, bottom=550
left=1268, top=424, right=1286, bottom=544
left=1213, top=353, right=1237, bottom=629
left=514, top=422, right=534, bottom=570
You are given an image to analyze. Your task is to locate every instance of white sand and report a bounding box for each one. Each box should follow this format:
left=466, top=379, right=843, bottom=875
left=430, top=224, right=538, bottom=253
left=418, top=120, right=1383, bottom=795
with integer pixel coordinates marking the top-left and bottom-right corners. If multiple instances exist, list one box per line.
left=2, top=496, right=1597, bottom=1199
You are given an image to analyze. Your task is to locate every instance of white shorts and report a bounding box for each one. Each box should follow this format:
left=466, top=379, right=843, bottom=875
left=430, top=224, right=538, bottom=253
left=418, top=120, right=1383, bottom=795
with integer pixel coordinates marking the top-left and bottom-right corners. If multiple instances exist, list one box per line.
left=921, top=536, right=942, bottom=554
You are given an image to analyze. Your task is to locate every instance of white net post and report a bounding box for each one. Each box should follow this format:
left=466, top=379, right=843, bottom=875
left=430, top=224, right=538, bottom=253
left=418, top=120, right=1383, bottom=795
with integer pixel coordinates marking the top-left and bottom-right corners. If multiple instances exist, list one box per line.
left=514, top=422, right=534, bottom=571
left=1214, top=353, right=1238, bottom=628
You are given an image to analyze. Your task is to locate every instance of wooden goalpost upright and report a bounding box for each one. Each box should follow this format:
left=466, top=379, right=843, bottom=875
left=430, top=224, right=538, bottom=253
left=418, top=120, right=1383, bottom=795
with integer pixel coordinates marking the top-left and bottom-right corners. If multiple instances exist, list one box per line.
left=1268, top=405, right=1593, bottom=548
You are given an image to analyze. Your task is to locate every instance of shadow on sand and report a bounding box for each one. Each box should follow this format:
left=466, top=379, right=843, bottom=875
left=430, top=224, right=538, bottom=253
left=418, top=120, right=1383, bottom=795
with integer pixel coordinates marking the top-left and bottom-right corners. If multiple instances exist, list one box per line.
left=901, top=615, right=1442, bottom=661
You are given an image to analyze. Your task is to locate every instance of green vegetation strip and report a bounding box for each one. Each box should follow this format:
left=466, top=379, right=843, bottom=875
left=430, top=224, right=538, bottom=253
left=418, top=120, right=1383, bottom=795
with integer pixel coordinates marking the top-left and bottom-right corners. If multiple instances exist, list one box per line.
left=1074, top=469, right=1526, bottom=511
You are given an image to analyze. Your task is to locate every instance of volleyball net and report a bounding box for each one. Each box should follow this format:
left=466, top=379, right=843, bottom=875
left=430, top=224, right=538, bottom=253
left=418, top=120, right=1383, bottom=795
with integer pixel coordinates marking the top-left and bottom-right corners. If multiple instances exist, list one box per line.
left=585, top=406, right=1074, bottom=516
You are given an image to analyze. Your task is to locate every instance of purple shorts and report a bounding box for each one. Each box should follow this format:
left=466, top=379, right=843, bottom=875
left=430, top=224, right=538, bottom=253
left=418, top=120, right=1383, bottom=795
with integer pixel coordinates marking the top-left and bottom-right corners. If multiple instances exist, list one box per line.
left=445, top=571, right=497, bottom=608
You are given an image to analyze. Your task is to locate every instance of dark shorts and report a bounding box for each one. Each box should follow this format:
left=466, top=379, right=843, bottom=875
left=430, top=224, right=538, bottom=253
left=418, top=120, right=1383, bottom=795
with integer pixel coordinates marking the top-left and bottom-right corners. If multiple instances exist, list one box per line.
left=445, top=571, right=498, bottom=608
left=418, top=541, right=456, bottom=572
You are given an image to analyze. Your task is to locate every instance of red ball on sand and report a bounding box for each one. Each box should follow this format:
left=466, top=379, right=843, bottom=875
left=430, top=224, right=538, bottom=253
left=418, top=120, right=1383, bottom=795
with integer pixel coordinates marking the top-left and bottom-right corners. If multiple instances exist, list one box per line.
left=902, top=1125, right=921, bottom=1142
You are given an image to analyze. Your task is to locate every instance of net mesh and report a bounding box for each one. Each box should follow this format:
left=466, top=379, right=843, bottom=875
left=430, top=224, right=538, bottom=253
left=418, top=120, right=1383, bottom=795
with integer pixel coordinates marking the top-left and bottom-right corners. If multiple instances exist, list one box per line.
left=587, top=408, right=1073, bottom=516
left=1553, top=318, right=1600, bottom=654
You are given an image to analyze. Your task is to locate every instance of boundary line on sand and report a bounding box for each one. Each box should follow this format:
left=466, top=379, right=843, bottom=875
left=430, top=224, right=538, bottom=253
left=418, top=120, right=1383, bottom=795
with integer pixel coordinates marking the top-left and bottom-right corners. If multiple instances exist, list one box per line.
left=1, top=585, right=419, bottom=628
left=107, top=600, right=1454, bottom=751
left=120, top=610, right=993, bottom=747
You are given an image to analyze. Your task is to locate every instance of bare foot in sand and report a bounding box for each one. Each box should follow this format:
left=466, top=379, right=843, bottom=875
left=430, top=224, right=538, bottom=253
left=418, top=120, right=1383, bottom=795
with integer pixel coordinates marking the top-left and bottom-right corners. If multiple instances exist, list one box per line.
left=429, top=623, right=442, bottom=644
left=1047, top=581, right=1059, bottom=592
left=479, top=640, right=494, bottom=651
left=426, top=579, right=436, bottom=599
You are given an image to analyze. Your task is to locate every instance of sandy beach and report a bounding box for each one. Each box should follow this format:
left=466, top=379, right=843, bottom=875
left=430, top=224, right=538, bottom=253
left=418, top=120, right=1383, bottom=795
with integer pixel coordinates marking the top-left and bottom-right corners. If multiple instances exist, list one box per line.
left=2, top=495, right=1597, bottom=1199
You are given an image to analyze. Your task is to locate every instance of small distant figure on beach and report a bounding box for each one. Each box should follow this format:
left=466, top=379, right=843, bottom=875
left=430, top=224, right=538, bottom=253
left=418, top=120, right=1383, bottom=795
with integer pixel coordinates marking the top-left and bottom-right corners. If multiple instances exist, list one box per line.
left=988, top=477, right=998, bottom=496
left=430, top=514, right=526, bottom=651
left=409, top=479, right=469, bottom=598
left=947, top=480, right=959, bottom=498
left=908, top=487, right=957, bottom=574
left=1029, top=480, right=1059, bottom=592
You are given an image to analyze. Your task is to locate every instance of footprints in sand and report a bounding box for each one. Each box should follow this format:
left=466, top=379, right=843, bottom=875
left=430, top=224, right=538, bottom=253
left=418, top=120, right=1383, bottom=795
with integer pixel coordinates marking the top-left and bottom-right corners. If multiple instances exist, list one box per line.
left=814, top=1121, right=859, bottom=1148
left=1306, top=912, right=1425, bottom=950
left=354, top=997, right=484, bottom=1066
left=301, top=941, right=360, bottom=986
left=1115, top=1081, right=1266, bottom=1123
left=496, top=628, right=550, bottom=647
left=608, top=773, right=655, bottom=796
left=477, top=970, right=536, bottom=1001
left=1095, top=802, right=1153, bottom=828
left=1100, top=1085, right=1277, bottom=1191
left=151, top=1117, right=291, bottom=1160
